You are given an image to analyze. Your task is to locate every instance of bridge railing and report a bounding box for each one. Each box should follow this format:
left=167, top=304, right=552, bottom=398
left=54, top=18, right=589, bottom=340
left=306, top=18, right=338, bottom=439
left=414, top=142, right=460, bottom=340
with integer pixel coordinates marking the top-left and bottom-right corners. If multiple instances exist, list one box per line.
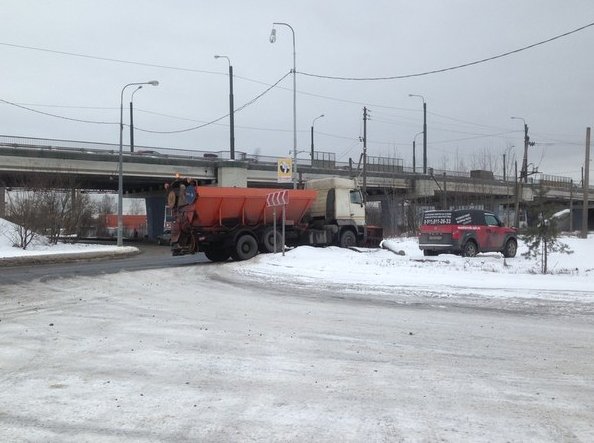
left=3, top=134, right=593, bottom=191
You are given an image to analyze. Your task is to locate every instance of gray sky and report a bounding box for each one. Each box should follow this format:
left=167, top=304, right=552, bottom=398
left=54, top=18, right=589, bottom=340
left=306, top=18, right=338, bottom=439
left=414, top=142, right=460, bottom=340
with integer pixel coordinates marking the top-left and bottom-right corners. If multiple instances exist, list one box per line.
left=2, top=0, right=594, bottom=181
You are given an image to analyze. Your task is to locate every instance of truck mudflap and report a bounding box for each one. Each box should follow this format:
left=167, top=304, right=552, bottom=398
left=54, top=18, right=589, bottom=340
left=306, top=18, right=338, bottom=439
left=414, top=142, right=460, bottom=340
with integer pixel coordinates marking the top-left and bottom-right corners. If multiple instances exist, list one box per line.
left=362, top=225, right=383, bottom=247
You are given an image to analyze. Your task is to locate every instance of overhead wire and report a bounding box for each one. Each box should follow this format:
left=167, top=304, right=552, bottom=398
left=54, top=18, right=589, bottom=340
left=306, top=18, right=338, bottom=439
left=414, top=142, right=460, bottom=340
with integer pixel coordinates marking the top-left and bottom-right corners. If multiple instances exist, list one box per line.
left=134, top=71, right=291, bottom=134
left=297, top=21, right=594, bottom=81
left=2, top=22, right=592, bottom=149
left=0, top=71, right=291, bottom=133
left=0, top=98, right=117, bottom=125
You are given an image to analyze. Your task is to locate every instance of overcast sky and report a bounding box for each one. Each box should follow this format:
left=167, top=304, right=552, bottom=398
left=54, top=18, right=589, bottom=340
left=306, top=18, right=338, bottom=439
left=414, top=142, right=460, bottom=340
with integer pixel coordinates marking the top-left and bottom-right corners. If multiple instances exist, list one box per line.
left=2, top=1, right=594, bottom=181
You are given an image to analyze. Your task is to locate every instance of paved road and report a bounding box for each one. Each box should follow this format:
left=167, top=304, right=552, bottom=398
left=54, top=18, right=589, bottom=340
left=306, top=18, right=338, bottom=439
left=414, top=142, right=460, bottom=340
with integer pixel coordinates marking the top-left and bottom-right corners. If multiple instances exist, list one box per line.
left=0, top=243, right=208, bottom=286
left=1, top=260, right=593, bottom=441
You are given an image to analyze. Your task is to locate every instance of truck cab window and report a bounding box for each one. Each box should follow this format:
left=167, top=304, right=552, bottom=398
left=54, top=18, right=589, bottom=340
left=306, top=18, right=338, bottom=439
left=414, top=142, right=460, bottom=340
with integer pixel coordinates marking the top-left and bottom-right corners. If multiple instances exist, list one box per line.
left=350, top=190, right=363, bottom=205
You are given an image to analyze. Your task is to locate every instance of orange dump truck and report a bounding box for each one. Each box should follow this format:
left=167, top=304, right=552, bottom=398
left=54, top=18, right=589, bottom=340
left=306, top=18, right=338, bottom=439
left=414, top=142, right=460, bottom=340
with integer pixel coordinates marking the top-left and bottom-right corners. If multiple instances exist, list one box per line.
left=165, top=177, right=383, bottom=262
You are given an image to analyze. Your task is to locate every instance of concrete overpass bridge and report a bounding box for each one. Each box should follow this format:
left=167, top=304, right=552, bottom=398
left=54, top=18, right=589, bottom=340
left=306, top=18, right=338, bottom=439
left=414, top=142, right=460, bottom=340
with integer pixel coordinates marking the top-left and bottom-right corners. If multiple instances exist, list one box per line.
left=1, top=135, right=592, bottom=236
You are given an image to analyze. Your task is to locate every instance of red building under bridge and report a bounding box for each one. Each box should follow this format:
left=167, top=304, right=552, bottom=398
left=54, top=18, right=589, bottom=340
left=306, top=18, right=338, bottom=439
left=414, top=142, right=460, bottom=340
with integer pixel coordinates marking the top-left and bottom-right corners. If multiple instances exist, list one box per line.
left=103, top=214, right=147, bottom=239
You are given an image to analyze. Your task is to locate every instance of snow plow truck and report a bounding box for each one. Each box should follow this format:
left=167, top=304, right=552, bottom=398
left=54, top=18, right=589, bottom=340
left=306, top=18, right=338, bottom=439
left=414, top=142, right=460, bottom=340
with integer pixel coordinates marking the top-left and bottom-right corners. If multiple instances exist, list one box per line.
left=165, top=177, right=382, bottom=262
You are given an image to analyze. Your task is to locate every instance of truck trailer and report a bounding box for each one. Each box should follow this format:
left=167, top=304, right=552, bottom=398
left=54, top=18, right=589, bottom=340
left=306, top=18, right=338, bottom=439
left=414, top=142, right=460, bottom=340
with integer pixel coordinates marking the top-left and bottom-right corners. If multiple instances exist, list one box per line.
left=165, top=177, right=382, bottom=262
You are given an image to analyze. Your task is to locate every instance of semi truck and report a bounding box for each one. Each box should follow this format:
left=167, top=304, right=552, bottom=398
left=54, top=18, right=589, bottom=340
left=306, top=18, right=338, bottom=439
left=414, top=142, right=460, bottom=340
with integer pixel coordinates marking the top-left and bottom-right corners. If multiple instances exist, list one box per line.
left=165, top=177, right=382, bottom=262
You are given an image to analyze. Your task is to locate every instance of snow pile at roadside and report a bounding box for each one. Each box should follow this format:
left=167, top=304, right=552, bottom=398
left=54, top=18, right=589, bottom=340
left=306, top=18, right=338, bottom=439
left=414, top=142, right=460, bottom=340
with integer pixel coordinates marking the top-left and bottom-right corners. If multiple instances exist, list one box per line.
left=0, top=217, right=133, bottom=258
left=231, top=234, right=594, bottom=303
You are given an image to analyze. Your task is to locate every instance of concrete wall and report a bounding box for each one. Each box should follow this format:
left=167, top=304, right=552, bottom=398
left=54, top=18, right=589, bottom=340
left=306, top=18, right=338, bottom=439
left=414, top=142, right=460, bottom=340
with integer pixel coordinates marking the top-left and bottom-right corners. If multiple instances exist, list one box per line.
left=217, top=163, right=247, bottom=187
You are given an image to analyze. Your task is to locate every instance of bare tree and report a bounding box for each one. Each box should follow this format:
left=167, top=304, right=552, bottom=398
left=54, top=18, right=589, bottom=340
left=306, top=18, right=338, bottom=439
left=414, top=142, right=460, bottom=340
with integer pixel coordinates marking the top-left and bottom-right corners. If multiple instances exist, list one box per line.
left=4, top=174, right=97, bottom=247
left=5, top=187, right=42, bottom=249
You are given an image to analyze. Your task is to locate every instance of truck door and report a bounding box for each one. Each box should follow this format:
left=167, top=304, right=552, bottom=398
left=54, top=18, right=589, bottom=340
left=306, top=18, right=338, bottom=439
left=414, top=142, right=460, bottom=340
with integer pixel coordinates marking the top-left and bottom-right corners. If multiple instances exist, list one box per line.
left=349, top=189, right=366, bottom=225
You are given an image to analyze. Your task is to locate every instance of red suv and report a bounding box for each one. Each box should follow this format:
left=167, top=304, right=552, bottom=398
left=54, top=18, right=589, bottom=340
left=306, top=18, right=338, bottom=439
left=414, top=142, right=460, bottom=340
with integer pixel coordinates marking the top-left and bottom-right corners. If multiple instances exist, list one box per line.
left=418, top=209, right=518, bottom=257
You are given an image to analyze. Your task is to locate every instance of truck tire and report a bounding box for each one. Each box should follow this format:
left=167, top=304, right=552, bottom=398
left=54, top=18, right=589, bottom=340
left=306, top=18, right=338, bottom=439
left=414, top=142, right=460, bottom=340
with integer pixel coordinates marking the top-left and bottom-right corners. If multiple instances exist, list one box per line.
left=259, top=227, right=282, bottom=253
left=231, top=234, right=258, bottom=261
left=339, top=229, right=357, bottom=248
left=503, top=238, right=517, bottom=258
left=462, top=240, right=478, bottom=257
left=203, top=245, right=231, bottom=262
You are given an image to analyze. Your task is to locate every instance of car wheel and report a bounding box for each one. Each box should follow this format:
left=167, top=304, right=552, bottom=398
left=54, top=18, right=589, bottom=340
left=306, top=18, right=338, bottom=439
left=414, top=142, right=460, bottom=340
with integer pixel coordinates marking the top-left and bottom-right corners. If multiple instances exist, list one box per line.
left=503, top=238, right=517, bottom=258
left=231, top=234, right=258, bottom=261
left=463, top=240, right=478, bottom=257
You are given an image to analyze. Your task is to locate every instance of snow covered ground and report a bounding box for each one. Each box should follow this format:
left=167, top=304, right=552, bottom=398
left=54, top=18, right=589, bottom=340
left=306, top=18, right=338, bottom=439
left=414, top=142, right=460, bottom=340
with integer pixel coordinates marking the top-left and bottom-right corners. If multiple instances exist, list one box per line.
left=1, top=217, right=594, bottom=441
left=0, top=218, right=137, bottom=262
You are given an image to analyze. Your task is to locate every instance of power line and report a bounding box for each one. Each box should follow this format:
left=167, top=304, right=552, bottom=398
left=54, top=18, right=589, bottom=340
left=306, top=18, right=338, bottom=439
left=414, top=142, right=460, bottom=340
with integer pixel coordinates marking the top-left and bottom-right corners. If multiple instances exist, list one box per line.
left=298, top=21, right=594, bottom=81
left=1, top=71, right=290, bottom=132
left=0, top=98, right=117, bottom=125
left=0, top=41, right=277, bottom=87
left=135, top=71, right=291, bottom=134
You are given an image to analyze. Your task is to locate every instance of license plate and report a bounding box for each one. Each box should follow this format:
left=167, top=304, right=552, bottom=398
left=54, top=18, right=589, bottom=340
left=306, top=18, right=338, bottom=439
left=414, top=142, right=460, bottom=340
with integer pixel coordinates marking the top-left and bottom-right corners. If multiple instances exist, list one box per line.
left=429, top=235, right=442, bottom=240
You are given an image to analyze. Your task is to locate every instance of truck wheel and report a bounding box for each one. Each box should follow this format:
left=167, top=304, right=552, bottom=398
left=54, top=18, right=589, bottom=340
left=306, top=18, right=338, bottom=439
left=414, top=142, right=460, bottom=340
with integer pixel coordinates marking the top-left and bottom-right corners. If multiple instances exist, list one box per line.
left=204, top=245, right=231, bottom=262
left=462, top=240, right=478, bottom=257
left=503, top=239, right=517, bottom=258
left=339, top=230, right=357, bottom=248
left=259, top=227, right=282, bottom=253
left=231, top=234, right=258, bottom=261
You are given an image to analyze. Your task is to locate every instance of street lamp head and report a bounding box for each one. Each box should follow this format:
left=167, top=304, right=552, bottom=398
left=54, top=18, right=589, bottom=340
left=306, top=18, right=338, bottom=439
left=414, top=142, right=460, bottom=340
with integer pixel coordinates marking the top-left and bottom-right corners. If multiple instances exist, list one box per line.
left=269, top=27, right=277, bottom=43
left=409, top=93, right=425, bottom=103
left=148, top=80, right=159, bottom=86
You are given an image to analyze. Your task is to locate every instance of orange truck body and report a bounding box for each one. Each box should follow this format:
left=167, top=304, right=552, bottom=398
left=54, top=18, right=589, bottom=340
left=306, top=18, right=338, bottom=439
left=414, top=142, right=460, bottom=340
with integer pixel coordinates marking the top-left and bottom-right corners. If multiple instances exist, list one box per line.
left=179, top=186, right=317, bottom=230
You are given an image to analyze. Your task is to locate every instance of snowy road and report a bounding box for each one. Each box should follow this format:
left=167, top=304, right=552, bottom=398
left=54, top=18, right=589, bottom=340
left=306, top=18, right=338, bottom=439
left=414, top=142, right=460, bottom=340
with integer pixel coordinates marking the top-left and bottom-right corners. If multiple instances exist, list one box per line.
left=1, top=253, right=593, bottom=442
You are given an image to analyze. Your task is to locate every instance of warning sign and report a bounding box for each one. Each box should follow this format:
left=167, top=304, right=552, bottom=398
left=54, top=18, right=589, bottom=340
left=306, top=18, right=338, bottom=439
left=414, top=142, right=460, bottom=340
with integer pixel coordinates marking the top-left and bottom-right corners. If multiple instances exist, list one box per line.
left=277, top=158, right=292, bottom=183
left=266, top=190, right=289, bottom=207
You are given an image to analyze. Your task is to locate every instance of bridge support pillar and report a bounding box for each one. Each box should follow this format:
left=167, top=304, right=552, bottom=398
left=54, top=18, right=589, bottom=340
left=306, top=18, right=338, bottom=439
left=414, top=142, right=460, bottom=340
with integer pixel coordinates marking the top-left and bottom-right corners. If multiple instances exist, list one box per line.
left=145, top=196, right=167, bottom=240
left=378, top=194, right=405, bottom=237
left=217, top=161, right=247, bottom=187
left=0, top=187, right=5, bottom=218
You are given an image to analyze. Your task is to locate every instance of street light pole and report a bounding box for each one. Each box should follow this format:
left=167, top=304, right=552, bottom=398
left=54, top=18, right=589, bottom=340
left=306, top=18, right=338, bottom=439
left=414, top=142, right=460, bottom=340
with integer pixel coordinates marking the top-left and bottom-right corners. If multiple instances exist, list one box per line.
left=118, top=80, right=159, bottom=247
left=409, top=94, right=427, bottom=174
left=310, top=114, right=324, bottom=165
left=214, top=55, right=235, bottom=160
left=129, top=86, right=143, bottom=153
left=270, top=22, right=297, bottom=188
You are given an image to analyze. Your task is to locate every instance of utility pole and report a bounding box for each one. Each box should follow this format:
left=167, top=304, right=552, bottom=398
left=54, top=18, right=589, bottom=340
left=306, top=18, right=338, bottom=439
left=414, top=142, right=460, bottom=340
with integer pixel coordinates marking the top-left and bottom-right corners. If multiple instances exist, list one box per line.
left=503, top=153, right=506, bottom=182
left=412, top=138, right=416, bottom=174
left=228, top=63, right=235, bottom=160
left=520, top=122, right=535, bottom=183
left=129, top=99, right=135, bottom=153
left=582, top=127, right=590, bottom=238
left=362, top=107, right=368, bottom=203
left=514, top=161, right=520, bottom=228
left=422, top=101, right=427, bottom=174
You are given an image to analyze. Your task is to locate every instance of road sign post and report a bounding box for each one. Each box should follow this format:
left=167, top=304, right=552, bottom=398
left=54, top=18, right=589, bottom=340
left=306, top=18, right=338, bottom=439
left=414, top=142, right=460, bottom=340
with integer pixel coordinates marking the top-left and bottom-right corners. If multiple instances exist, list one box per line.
left=266, top=190, right=289, bottom=256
